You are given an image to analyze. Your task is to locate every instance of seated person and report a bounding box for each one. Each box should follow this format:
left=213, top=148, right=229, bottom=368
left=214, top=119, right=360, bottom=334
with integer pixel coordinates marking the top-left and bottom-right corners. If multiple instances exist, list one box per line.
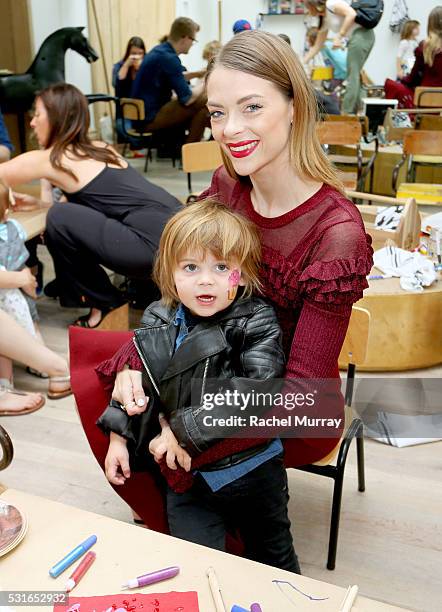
left=131, top=17, right=209, bottom=143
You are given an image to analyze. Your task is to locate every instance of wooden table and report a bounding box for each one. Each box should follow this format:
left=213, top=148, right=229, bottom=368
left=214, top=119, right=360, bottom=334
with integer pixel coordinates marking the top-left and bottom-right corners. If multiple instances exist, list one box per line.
left=343, top=272, right=442, bottom=371
left=9, top=208, right=47, bottom=240
left=0, top=490, right=406, bottom=612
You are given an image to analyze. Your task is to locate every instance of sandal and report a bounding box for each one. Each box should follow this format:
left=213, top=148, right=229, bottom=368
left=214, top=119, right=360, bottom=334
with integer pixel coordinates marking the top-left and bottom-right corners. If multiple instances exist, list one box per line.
left=0, top=388, right=45, bottom=416
left=47, top=375, right=72, bottom=400
left=26, top=367, right=49, bottom=379
left=72, top=304, right=129, bottom=331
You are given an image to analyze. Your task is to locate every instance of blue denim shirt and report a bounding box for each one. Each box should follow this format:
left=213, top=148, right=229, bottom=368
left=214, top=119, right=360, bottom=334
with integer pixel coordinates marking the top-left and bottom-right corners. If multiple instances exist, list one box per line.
left=173, top=304, right=282, bottom=492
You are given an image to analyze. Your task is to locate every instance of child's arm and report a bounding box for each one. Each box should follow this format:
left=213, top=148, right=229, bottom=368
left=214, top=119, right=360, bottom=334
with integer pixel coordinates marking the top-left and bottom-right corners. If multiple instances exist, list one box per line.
left=148, top=414, right=192, bottom=472
left=168, top=302, right=285, bottom=456
left=0, top=268, right=36, bottom=296
left=104, top=432, right=131, bottom=485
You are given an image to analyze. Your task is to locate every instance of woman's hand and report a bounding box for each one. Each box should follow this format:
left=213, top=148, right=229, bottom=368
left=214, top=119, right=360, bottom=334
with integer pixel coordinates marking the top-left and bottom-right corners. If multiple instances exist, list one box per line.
left=11, top=192, right=40, bottom=211
left=149, top=414, right=192, bottom=472
left=112, top=368, right=148, bottom=416
left=332, top=34, right=344, bottom=48
left=105, top=432, right=130, bottom=485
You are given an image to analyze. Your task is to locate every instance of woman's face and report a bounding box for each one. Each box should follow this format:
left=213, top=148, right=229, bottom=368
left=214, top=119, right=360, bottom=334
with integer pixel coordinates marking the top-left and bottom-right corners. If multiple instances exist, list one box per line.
left=30, top=97, right=50, bottom=147
left=207, top=67, right=293, bottom=179
left=129, top=46, right=144, bottom=65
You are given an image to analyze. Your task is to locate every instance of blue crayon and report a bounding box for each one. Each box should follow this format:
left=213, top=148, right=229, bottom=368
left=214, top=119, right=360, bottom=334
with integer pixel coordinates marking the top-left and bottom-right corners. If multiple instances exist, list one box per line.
left=49, top=535, right=97, bottom=578
left=231, top=606, right=250, bottom=612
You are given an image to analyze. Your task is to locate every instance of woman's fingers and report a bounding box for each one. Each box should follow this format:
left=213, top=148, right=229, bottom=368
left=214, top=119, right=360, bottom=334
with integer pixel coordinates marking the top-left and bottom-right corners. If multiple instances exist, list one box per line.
left=166, top=448, right=177, bottom=470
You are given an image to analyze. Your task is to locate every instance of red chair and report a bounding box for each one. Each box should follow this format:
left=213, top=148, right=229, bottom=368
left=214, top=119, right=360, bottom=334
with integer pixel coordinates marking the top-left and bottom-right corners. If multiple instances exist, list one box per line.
left=69, top=326, right=168, bottom=533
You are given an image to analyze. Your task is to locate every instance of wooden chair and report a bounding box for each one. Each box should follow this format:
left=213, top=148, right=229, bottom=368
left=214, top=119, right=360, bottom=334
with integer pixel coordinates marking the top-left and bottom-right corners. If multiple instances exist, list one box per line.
left=414, top=86, right=442, bottom=108
left=392, top=130, right=442, bottom=194
left=316, top=120, right=367, bottom=190
left=182, top=141, right=223, bottom=202
left=0, top=424, right=13, bottom=471
left=324, top=114, right=378, bottom=192
left=347, top=190, right=421, bottom=251
left=296, top=306, right=370, bottom=570
left=118, top=98, right=154, bottom=172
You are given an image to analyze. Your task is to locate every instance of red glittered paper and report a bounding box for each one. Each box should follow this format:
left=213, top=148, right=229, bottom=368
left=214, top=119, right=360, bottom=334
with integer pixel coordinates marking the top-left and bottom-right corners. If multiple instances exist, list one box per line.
left=53, top=591, right=199, bottom=612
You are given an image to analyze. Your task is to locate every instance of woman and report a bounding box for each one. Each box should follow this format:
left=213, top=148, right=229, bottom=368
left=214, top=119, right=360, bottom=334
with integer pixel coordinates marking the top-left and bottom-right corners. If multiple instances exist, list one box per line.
left=112, top=37, right=146, bottom=147
left=0, top=309, right=71, bottom=415
left=112, top=36, right=146, bottom=98
left=104, top=31, right=372, bottom=515
left=1, top=83, right=181, bottom=328
left=304, top=0, right=375, bottom=114
left=385, top=7, right=442, bottom=108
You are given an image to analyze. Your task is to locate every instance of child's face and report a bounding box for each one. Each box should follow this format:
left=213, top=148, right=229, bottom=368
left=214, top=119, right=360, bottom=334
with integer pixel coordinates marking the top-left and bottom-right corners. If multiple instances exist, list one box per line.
left=412, top=26, right=420, bottom=38
left=173, top=250, right=245, bottom=317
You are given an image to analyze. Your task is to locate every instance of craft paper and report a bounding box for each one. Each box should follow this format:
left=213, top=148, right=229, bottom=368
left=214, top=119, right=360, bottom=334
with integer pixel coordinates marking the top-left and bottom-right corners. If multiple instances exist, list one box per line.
left=54, top=591, right=199, bottom=612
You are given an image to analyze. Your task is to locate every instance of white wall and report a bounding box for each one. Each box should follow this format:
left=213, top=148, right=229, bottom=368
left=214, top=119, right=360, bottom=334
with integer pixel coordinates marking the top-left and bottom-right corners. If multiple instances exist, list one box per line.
left=178, top=0, right=435, bottom=83
left=28, top=0, right=92, bottom=95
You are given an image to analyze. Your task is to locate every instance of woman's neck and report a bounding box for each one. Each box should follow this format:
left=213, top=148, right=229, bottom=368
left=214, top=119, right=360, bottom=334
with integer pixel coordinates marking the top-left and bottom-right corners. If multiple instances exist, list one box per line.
left=249, top=164, right=323, bottom=218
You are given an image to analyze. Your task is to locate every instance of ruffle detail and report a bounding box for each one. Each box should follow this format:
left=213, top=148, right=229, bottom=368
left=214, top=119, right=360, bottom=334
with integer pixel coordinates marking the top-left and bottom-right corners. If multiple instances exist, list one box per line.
left=95, top=339, right=142, bottom=391
left=260, top=245, right=373, bottom=308
left=298, top=255, right=372, bottom=304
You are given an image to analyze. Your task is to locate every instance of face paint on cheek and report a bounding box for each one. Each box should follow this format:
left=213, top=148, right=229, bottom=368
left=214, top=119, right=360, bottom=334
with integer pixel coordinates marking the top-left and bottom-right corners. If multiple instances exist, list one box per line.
left=228, top=269, right=241, bottom=300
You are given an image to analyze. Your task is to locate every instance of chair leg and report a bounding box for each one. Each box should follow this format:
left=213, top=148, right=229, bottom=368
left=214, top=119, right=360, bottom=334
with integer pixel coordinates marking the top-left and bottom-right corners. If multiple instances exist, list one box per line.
left=356, top=431, right=365, bottom=493
left=327, top=472, right=344, bottom=570
left=144, top=152, right=149, bottom=173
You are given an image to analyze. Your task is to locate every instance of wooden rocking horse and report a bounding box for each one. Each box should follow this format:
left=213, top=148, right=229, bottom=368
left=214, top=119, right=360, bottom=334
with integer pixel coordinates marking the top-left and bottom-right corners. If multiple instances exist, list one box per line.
left=0, top=27, right=98, bottom=152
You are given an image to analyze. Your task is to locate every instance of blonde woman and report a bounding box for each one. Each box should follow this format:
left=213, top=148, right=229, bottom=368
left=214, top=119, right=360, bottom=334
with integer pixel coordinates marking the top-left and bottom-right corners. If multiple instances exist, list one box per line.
left=386, top=6, right=442, bottom=108
left=109, top=31, right=372, bottom=480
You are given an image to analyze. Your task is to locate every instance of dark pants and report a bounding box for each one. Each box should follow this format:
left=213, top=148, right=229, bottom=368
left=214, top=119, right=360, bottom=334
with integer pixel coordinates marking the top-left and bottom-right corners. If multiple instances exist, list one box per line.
left=167, top=454, right=301, bottom=573
left=143, top=94, right=210, bottom=143
left=45, top=202, right=157, bottom=309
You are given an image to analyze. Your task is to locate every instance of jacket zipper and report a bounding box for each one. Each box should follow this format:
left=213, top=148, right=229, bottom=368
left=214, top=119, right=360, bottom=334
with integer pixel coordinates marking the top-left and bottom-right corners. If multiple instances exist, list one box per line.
left=132, top=336, right=160, bottom=396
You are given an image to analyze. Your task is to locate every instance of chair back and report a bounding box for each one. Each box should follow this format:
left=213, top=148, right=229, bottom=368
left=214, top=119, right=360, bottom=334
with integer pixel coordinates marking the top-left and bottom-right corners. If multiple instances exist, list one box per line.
left=338, top=306, right=370, bottom=367
left=325, top=114, right=369, bottom=136
left=403, top=129, right=442, bottom=156
left=414, top=87, right=442, bottom=108
left=182, top=141, right=223, bottom=173
left=120, top=98, right=146, bottom=122
left=316, top=120, right=362, bottom=145
left=416, top=115, right=442, bottom=131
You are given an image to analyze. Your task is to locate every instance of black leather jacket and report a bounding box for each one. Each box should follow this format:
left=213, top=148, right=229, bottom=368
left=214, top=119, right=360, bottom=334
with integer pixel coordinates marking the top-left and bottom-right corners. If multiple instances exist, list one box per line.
left=97, top=296, right=285, bottom=459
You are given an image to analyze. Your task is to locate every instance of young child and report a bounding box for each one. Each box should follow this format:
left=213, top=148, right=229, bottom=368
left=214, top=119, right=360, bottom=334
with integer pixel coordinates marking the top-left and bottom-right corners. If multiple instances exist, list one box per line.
left=0, top=181, right=39, bottom=333
left=397, top=20, right=420, bottom=79
left=0, top=181, right=47, bottom=386
left=97, top=199, right=300, bottom=573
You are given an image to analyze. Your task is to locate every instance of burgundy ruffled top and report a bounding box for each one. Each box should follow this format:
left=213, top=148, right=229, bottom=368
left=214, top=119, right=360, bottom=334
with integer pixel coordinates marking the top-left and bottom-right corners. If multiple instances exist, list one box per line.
left=97, top=167, right=373, bottom=490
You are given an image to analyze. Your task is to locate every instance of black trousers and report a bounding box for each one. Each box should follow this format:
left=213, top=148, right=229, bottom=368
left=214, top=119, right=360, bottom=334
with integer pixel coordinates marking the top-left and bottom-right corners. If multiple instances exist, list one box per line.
left=166, top=454, right=301, bottom=573
left=45, top=202, right=157, bottom=309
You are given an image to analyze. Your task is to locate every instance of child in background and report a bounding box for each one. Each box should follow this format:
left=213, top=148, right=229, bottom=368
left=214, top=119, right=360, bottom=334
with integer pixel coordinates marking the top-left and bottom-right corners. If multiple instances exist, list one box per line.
left=0, top=181, right=48, bottom=384
left=397, top=20, right=420, bottom=78
left=98, top=199, right=300, bottom=573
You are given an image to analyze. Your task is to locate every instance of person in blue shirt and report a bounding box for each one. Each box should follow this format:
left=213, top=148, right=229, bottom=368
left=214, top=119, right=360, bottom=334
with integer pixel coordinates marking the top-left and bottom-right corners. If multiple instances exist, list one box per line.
left=132, top=17, right=209, bottom=143
left=0, top=109, right=13, bottom=163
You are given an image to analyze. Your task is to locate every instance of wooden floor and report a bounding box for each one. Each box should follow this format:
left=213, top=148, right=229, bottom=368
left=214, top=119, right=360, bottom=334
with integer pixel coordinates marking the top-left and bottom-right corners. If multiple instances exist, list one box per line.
left=1, top=157, right=441, bottom=612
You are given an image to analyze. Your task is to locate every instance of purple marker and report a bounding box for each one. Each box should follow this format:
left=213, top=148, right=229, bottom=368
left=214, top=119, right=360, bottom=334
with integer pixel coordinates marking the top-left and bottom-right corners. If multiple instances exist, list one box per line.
left=121, top=565, right=179, bottom=589
left=251, top=605, right=263, bottom=612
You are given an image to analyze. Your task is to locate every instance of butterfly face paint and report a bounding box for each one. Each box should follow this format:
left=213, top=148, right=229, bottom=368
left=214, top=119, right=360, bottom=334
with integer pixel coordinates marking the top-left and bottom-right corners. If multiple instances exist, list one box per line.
left=228, top=269, right=241, bottom=300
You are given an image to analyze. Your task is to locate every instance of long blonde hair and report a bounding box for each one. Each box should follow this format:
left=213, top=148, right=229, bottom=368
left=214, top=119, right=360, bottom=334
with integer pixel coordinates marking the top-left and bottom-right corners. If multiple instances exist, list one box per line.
left=423, top=6, right=442, bottom=67
left=205, top=30, right=344, bottom=193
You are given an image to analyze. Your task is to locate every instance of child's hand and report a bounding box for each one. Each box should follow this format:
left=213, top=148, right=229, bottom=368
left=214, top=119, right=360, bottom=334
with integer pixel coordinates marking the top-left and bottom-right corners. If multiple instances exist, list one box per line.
left=19, top=268, right=37, bottom=298
left=149, top=414, right=192, bottom=472
left=105, top=432, right=131, bottom=485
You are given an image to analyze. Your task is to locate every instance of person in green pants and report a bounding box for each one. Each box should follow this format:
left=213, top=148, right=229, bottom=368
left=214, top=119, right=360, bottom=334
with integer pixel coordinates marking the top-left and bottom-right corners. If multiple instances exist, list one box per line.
left=304, top=0, right=376, bottom=114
